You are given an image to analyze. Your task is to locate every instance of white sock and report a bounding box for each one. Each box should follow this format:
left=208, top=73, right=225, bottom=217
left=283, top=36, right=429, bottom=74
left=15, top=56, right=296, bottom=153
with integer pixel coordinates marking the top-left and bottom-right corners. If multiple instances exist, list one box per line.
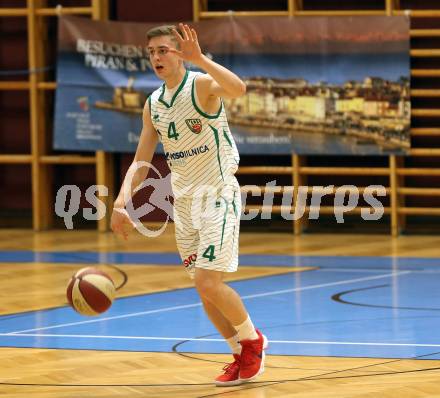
left=234, top=315, right=258, bottom=341
left=226, top=334, right=242, bottom=355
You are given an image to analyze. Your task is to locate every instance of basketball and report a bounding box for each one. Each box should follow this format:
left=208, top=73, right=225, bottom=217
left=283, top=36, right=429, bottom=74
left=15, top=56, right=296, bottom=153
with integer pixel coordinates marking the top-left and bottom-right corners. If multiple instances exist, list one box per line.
left=66, top=267, right=116, bottom=316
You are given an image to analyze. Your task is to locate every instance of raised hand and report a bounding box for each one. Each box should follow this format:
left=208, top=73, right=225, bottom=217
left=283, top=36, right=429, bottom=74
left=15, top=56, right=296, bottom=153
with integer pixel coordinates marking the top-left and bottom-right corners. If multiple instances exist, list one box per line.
left=170, top=23, right=203, bottom=64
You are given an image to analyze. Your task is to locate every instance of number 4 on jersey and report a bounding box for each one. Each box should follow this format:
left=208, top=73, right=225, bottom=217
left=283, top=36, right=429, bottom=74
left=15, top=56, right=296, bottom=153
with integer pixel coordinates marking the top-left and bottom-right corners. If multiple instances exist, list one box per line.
left=167, top=122, right=179, bottom=140
left=202, top=245, right=216, bottom=262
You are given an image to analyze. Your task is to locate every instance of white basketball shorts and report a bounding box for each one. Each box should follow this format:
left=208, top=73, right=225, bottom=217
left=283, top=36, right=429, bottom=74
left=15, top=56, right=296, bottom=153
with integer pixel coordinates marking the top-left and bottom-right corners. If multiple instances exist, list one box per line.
left=173, top=180, right=241, bottom=278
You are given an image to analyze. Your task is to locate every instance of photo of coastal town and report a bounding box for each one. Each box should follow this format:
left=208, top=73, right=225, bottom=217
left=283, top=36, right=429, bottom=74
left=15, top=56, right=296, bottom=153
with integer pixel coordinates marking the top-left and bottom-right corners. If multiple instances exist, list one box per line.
left=197, top=16, right=411, bottom=155
left=94, top=77, right=146, bottom=114
left=223, top=75, right=410, bottom=154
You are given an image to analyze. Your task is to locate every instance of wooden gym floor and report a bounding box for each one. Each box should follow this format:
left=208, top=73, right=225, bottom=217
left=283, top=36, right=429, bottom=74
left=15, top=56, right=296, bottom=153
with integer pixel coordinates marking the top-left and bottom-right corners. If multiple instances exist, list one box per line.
left=1, top=227, right=440, bottom=397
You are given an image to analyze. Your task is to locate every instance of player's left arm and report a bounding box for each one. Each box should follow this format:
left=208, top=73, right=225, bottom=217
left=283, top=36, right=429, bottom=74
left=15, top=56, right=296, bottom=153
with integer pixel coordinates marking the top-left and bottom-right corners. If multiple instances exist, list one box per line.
left=169, top=23, right=246, bottom=100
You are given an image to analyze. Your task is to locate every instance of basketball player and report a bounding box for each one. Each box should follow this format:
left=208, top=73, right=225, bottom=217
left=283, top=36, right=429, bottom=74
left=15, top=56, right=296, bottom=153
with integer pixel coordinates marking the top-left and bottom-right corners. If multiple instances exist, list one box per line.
left=111, top=23, right=267, bottom=386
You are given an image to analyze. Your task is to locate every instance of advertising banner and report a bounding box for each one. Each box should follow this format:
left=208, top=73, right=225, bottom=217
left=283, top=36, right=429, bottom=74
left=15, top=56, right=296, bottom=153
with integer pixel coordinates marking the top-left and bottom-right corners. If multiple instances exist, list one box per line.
left=54, top=16, right=410, bottom=155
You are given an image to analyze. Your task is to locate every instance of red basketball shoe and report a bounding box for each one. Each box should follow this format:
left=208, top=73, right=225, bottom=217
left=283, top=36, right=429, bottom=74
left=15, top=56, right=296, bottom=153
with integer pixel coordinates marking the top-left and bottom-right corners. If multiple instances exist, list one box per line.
left=215, top=354, right=242, bottom=387
left=239, top=329, right=268, bottom=382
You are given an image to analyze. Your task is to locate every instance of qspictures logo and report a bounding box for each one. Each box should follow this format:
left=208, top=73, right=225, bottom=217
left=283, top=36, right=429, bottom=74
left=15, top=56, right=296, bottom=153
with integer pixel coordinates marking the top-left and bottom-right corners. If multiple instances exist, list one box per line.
left=54, top=161, right=387, bottom=236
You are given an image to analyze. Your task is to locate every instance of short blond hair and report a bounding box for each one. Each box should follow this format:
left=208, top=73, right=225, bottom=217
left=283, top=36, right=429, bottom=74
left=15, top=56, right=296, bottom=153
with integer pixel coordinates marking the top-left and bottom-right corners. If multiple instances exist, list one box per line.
left=146, top=25, right=182, bottom=48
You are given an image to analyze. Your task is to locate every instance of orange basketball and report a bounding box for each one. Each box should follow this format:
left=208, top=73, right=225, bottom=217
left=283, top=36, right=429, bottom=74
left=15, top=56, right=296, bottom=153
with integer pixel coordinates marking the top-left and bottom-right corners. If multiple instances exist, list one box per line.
left=66, top=267, right=116, bottom=316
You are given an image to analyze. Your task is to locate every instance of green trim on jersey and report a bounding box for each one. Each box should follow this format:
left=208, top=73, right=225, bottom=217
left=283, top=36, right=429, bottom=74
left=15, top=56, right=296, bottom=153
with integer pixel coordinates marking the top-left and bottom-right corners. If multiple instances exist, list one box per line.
left=219, top=196, right=229, bottom=250
left=147, top=95, right=151, bottom=110
left=223, top=128, right=233, bottom=147
left=158, top=70, right=189, bottom=108
left=232, top=191, right=238, bottom=217
left=191, top=77, right=222, bottom=119
left=208, top=125, right=224, bottom=181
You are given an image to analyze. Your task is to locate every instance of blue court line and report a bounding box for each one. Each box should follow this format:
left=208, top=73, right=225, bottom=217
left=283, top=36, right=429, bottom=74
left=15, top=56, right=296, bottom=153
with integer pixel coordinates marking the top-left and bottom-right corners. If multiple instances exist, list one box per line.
left=0, top=250, right=439, bottom=269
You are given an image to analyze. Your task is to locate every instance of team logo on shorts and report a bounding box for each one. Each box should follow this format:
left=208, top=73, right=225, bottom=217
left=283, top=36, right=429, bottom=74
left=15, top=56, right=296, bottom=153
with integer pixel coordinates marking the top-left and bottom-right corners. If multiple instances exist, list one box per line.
left=185, top=118, right=202, bottom=134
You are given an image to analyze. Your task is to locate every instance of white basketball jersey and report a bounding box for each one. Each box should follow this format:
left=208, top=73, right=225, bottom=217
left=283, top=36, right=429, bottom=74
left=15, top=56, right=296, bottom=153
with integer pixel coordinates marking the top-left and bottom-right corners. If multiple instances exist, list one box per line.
left=149, top=70, right=239, bottom=197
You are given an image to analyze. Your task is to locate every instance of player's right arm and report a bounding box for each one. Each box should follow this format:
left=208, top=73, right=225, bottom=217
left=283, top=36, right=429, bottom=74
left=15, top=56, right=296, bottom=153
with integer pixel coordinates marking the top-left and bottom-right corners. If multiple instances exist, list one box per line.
left=110, top=100, right=159, bottom=239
